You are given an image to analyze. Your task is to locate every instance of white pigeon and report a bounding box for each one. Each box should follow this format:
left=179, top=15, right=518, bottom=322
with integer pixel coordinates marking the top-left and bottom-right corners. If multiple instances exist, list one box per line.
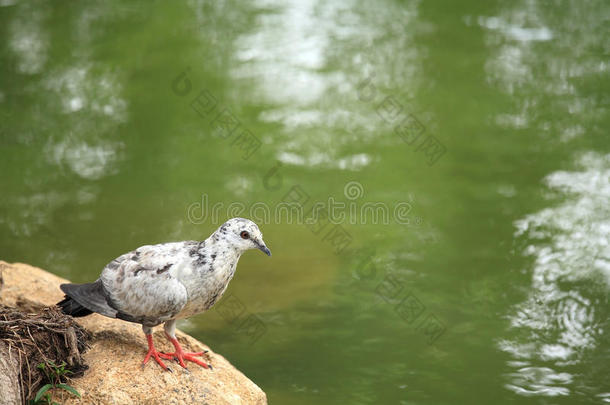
left=58, top=217, right=271, bottom=371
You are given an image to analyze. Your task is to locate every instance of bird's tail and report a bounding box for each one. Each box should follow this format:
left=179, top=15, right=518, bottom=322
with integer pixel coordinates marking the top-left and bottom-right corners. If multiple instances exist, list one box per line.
left=57, top=295, right=93, bottom=317
left=57, top=280, right=117, bottom=318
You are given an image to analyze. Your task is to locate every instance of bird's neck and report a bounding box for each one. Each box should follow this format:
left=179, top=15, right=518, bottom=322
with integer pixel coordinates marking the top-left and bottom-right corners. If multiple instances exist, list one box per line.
left=199, top=234, right=243, bottom=263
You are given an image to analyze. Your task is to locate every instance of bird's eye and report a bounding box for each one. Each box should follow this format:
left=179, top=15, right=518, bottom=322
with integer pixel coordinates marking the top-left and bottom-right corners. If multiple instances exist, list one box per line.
left=240, top=231, right=250, bottom=239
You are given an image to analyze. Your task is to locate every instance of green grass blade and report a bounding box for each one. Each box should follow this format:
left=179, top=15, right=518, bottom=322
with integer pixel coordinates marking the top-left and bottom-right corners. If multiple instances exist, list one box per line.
left=34, top=384, right=53, bottom=402
left=56, top=384, right=81, bottom=398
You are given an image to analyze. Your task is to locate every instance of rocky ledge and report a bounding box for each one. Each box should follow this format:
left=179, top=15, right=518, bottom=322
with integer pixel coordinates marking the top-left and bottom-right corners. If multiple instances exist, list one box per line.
left=0, top=261, right=267, bottom=405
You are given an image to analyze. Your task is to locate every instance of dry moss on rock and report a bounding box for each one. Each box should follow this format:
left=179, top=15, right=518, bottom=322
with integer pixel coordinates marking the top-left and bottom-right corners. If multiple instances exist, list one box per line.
left=0, top=300, right=90, bottom=402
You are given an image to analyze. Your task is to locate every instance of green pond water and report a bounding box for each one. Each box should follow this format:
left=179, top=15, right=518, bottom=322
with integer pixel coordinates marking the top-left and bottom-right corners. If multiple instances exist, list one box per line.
left=1, top=1, right=609, bottom=404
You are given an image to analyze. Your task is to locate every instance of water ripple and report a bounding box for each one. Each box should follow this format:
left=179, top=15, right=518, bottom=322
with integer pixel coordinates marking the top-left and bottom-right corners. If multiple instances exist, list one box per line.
left=500, top=153, right=610, bottom=400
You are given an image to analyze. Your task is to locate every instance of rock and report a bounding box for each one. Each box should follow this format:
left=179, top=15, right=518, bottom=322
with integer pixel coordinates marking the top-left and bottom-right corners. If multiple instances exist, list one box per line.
left=0, top=261, right=267, bottom=405
left=0, top=340, right=22, bottom=404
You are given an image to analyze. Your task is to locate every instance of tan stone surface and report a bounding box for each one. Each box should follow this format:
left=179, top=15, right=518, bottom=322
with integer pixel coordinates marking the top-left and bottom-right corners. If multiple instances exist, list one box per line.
left=0, top=261, right=267, bottom=405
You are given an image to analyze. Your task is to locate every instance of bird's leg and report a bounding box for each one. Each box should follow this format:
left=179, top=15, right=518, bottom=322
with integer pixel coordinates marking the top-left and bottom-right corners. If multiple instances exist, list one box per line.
left=158, top=320, right=211, bottom=369
left=141, top=326, right=170, bottom=371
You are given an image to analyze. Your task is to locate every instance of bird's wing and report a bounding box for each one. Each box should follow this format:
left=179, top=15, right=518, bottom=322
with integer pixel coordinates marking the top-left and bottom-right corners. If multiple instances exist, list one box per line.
left=100, top=242, right=195, bottom=326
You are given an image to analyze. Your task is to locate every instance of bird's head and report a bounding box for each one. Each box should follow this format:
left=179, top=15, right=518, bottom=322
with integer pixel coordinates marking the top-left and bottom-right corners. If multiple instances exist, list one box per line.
left=215, top=218, right=271, bottom=256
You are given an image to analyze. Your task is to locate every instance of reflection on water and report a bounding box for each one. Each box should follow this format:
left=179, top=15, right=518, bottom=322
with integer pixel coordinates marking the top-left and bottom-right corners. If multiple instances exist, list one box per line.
left=2, top=2, right=127, bottom=245
left=478, top=16, right=553, bottom=42
left=43, top=65, right=126, bottom=180
left=8, top=1, right=49, bottom=75
left=226, top=0, right=423, bottom=169
left=478, top=0, right=608, bottom=140
left=276, top=150, right=372, bottom=170
left=481, top=2, right=610, bottom=397
left=5, top=60, right=127, bottom=238
left=500, top=153, right=610, bottom=398
left=232, top=0, right=331, bottom=105
left=46, top=133, right=121, bottom=180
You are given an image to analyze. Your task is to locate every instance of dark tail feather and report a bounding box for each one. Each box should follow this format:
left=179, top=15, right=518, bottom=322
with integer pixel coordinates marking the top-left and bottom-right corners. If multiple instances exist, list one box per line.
left=58, top=280, right=117, bottom=318
left=57, top=295, right=93, bottom=317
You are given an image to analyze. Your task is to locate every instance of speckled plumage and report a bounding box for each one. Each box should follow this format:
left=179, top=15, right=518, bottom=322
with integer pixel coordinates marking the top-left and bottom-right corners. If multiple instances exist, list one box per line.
left=58, top=218, right=271, bottom=370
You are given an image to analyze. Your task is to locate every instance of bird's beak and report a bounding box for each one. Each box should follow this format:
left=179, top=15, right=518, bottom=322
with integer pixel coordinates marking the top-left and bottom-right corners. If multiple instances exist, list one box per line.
left=256, top=241, right=271, bottom=256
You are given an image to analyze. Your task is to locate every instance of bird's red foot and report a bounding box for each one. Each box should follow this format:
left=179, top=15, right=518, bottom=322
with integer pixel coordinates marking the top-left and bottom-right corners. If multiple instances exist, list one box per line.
left=142, top=334, right=170, bottom=371
left=158, top=350, right=210, bottom=369
left=160, top=335, right=212, bottom=369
